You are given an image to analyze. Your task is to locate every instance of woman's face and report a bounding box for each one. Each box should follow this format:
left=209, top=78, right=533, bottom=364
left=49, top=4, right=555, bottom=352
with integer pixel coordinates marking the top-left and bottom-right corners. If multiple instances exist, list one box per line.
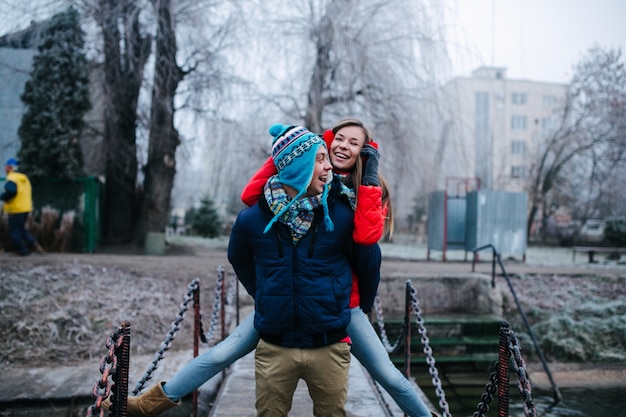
left=329, top=125, right=366, bottom=172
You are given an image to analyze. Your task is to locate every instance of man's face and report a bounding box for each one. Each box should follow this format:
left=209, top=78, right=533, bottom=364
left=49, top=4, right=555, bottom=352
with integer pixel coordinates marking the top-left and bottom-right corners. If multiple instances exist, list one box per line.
left=306, top=147, right=333, bottom=196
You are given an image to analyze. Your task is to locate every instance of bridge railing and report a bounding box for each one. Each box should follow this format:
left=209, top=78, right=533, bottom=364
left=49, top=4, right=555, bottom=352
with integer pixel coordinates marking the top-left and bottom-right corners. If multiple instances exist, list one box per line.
left=87, top=257, right=552, bottom=417
left=85, top=266, right=239, bottom=417
left=374, top=276, right=548, bottom=417
left=472, top=243, right=562, bottom=405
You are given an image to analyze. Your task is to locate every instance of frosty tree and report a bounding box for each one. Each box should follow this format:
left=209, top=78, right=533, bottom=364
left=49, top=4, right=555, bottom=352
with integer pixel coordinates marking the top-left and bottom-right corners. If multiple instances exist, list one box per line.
left=18, top=6, right=90, bottom=179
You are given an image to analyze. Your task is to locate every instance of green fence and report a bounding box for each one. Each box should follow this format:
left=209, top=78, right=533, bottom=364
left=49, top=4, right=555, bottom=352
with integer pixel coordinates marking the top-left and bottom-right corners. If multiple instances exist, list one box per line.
left=1, top=176, right=102, bottom=253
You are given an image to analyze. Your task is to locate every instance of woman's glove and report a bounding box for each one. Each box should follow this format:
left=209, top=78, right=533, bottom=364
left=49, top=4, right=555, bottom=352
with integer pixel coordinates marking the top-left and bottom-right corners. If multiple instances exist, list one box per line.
left=360, top=143, right=380, bottom=186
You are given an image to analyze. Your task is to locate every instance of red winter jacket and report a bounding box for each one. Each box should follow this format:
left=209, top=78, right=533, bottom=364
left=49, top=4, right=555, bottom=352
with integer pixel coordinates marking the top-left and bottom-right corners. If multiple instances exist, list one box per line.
left=240, top=155, right=387, bottom=309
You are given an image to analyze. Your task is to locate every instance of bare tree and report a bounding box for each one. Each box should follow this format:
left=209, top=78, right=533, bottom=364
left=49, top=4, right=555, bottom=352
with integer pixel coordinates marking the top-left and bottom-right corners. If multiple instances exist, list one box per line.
left=135, top=0, right=182, bottom=243
left=238, top=0, right=450, bottom=226
left=527, top=46, right=626, bottom=240
left=88, top=0, right=243, bottom=243
left=93, top=0, right=151, bottom=242
left=135, top=0, right=245, bottom=243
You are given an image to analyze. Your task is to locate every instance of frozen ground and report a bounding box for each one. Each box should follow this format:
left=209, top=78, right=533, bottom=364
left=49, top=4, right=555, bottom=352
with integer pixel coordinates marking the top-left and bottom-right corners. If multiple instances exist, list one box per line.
left=1, top=233, right=624, bottom=369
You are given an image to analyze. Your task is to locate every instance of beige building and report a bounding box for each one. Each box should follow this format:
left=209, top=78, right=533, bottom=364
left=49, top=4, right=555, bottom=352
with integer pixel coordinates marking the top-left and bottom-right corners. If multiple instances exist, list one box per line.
left=438, top=67, right=568, bottom=192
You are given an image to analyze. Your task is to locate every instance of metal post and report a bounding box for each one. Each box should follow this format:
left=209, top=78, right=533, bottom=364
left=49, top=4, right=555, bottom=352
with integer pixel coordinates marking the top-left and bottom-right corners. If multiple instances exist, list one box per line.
left=403, top=283, right=411, bottom=378
left=443, top=189, right=448, bottom=262
left=192, top=283, right=200, bottom=417
left=491, top=249, right=497, bottom=288
left=403, top=282, right=411, bottom=417
left=113, top=321, right=131, bottom=417
left=220, top=268, right=226, bottom=341
left=236, top=272, right=240, bottom=325
left=498, top=321, right=510, bottom=417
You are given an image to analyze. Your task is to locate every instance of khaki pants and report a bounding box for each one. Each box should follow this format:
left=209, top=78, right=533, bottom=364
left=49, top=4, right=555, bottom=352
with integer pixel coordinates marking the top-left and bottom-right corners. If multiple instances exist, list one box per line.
left=255, top=339, right=351, bottom=417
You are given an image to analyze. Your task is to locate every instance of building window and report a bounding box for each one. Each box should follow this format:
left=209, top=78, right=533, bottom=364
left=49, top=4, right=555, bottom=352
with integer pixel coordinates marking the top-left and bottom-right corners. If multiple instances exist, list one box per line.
left=543, top=95, right=558, bottom=107
left=511, top=115, right=527, bottom=130
left=541, top=116, right=560, bottom=137
left=511, top=140, right=526, bottom=156
left=511, top=93, right=527, bottom=105
left=511, top=166, right=527, bottom=179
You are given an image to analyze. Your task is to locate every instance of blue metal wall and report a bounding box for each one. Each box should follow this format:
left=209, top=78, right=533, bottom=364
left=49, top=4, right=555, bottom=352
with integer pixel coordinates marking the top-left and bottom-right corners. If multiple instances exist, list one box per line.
left=427, top=191, right=467, bottom=251
left=466, top=191, right=527, bottom=256
left=428, top=190, right=528, bottom=259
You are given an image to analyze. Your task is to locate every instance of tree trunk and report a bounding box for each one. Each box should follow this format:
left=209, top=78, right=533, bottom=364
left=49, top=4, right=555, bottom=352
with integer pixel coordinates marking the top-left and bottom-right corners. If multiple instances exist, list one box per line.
left=303, top=11, right=333, bottom=132
left=136, top=0, right=182, bottom=244
left=98, top=0, right=151, bottom=242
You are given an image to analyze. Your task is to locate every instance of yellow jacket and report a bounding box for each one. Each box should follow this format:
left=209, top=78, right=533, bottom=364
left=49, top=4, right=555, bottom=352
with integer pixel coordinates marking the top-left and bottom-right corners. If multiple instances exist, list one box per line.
left=2, top=171, right=33, bottom=214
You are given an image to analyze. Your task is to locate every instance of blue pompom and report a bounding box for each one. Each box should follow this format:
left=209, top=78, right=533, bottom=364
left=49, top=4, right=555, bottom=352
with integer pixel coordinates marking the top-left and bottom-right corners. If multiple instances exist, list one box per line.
left=269, top=124, right=286, bottom=138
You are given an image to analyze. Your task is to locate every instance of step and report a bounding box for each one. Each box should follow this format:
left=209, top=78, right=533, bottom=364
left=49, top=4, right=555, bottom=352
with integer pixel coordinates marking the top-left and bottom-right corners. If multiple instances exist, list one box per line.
left=377, top=316, right=504, bottom=339
left=380, top=315, right=502, bottom=371
left=405, top=335, right=500, bottom=347
left=391, top=353, right=499, bottom=373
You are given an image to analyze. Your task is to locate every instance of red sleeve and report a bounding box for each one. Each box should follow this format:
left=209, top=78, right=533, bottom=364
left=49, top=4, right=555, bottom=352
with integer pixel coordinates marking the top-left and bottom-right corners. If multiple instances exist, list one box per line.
left=353, top=184, right=384, bottom=244
left=240, top=156, right=277, bottom=206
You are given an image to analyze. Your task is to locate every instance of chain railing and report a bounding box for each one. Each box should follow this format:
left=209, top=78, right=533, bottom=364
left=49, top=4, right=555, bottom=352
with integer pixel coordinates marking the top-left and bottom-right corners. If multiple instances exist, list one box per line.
left=86, top=267, right=236, bottom=417
left=85, top=321, right=130, bottom=417
left=89, top=260, right=547, bottom=417
left=372, top=283, right=451, bottom=417
left=472, top=243, right=562, bottom=404
left=373, top=278, right=545, bottom=417
left=471, top=322, right=538, bottom=417
left=132, top=278, right=201, bottom=395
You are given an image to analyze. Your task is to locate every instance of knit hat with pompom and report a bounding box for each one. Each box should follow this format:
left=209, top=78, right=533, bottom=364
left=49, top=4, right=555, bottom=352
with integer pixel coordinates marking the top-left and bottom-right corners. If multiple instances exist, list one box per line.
left=263, top=124, right=333, bottom=233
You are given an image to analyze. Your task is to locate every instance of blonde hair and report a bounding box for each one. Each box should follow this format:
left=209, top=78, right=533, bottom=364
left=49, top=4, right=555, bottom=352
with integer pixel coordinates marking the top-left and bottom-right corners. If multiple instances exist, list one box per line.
left=330, top=118, right=394, bottom=239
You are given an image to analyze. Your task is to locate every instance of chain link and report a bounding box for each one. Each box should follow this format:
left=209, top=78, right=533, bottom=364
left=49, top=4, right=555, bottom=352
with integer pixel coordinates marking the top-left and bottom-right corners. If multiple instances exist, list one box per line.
left=85, top=325, right=125, bottom=417
left=373, top=295, right=407, bottom=353
left=472, top=363, right=499, bottom=417
left=133, top=278, right=200, bottom=395
left=371, top=280, right=544, bottom=417
left=508, top=331, right=538, bottom=417
left=407, top=282, right=452, bottom=417
left=202, top=267, right=224, bottom=344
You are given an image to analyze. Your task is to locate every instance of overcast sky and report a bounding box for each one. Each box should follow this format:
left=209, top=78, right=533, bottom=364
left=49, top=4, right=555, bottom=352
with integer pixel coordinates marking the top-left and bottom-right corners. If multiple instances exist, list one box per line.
left=446, top=0, right=626, bottom=83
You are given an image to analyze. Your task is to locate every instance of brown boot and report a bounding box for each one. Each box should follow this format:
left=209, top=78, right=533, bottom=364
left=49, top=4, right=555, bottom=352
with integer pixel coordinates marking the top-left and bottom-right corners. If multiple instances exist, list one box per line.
left=102, top=382, right=180, bottom=417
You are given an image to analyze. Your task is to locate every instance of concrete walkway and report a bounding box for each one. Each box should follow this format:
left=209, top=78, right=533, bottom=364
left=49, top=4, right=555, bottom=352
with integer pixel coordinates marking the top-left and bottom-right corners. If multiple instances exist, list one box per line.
left=0, top=346, right=435, bottom=417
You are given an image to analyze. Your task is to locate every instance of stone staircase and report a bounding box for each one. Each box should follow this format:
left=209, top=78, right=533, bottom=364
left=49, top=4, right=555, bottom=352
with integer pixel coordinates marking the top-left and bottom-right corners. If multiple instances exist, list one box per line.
left=381, top=315, right=502, bottom=373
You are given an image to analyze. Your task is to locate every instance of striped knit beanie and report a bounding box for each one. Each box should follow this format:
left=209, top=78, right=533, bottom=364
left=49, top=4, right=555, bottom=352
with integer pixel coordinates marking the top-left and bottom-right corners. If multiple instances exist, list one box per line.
left=263, top=124, right=333, bottom=233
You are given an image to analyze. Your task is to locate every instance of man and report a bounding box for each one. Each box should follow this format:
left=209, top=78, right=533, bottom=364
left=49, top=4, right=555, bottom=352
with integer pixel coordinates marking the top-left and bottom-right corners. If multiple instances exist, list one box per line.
left=1, top=158, right=42, bottom=256
left=228, top=124, right=381, bottom=417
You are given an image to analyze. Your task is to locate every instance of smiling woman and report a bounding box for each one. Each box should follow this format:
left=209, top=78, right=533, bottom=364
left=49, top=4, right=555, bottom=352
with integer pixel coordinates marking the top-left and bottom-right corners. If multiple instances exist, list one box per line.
left=328, top=124, right=366, bottom=172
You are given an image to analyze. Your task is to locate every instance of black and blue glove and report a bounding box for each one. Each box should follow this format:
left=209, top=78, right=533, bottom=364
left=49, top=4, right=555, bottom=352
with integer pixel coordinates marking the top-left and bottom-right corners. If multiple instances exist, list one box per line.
left=360, top=144, right=380, bottom=186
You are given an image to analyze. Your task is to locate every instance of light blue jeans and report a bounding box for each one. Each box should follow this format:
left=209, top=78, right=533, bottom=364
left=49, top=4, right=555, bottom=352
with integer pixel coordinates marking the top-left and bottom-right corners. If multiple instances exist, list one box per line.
left=162, top=312, right=259, bottom=400
left=162, top=308, right=432, bottom=417
left=348, top=307, right=433, bottom=417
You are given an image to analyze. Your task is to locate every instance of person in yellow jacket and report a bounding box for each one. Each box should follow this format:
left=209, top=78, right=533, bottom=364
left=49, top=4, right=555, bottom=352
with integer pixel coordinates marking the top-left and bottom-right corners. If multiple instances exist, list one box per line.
left=1, top=158, right=43, bottom=256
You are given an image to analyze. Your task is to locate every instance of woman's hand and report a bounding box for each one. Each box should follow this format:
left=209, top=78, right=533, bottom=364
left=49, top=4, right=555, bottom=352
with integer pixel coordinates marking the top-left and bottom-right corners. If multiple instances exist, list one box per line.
left=360, top=144, right=380, bottom=186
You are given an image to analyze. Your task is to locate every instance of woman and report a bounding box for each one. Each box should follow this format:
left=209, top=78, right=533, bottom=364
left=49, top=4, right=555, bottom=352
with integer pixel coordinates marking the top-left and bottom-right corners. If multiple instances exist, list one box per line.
left=107, top=119, right=436, bottom=417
